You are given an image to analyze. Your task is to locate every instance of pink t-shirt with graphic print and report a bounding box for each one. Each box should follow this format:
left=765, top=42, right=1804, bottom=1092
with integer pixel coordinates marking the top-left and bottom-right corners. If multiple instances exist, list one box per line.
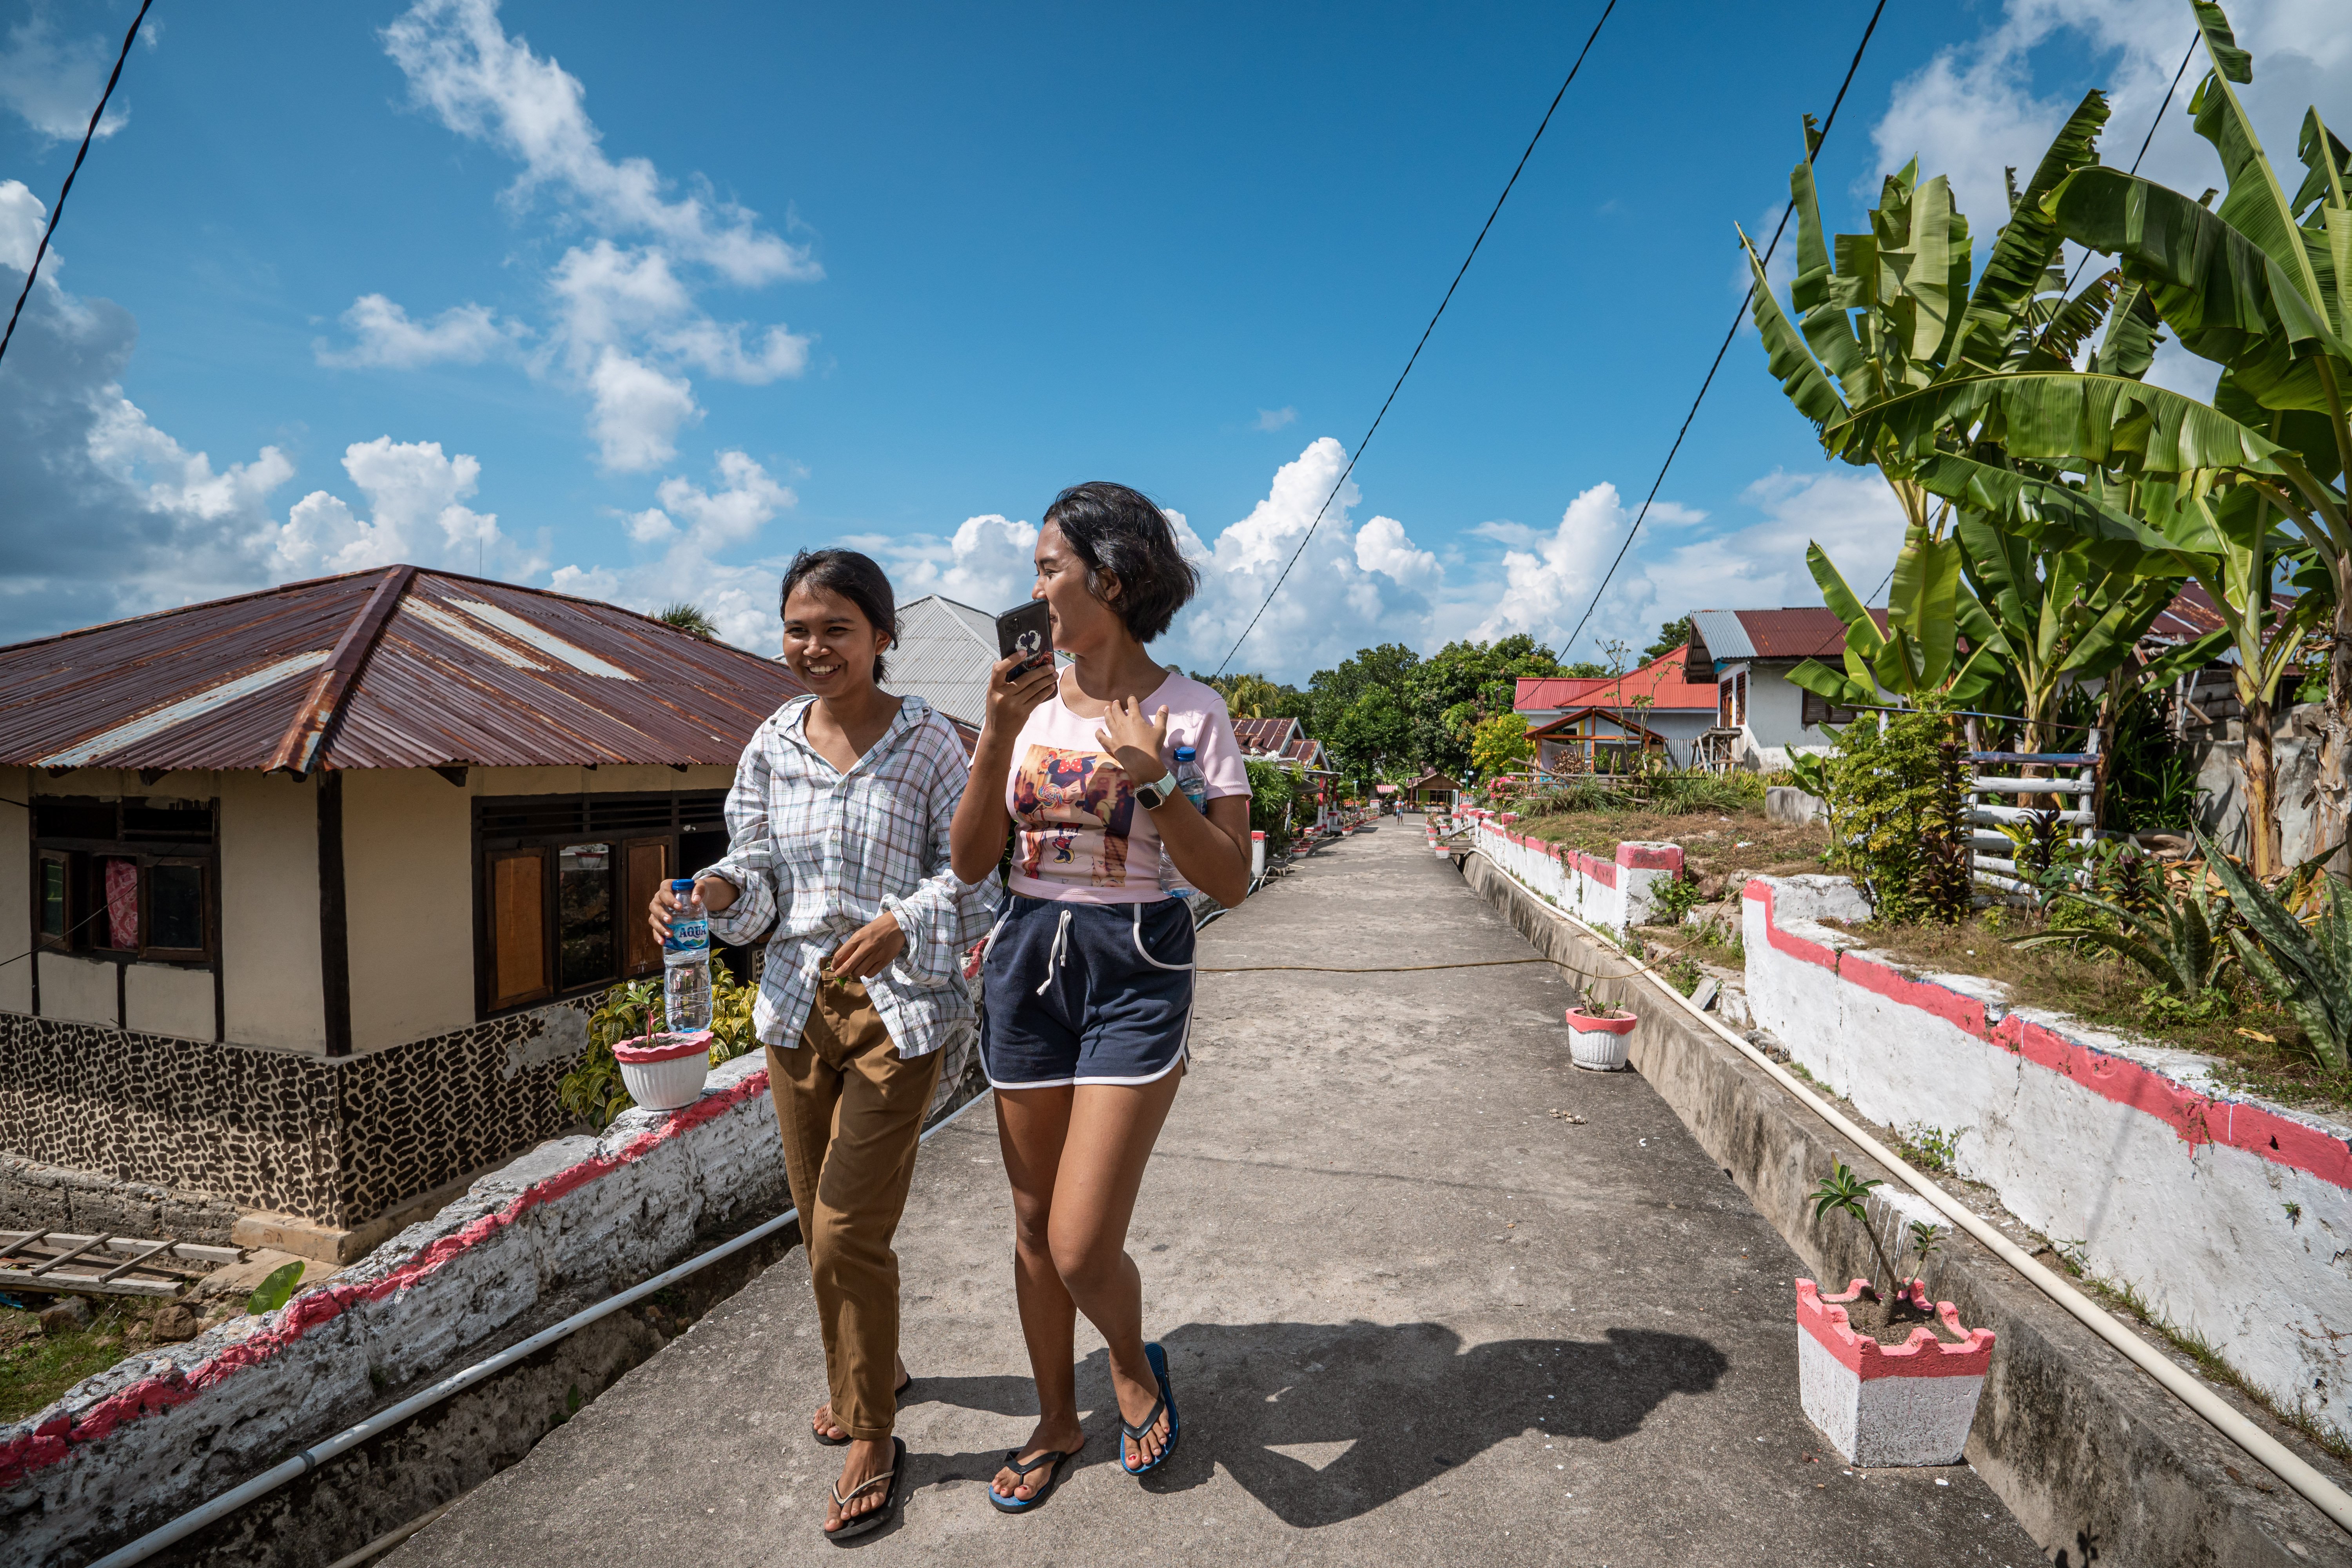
left=1003, top=670, right=1252, bottom=904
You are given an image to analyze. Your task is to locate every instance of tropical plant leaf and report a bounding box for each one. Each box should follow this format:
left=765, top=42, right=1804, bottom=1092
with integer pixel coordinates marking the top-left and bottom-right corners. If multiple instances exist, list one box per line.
left=1824, top=371, right=2290, bottom=477
left=1916, top=452, right=2193, bottom=576
left=1808, top=540, right=1877, bottom=633
left=2293, top=108, right=2350, bottom=219
left=2048, top=166, right=2352, bottom=408
left=1958, top=90, right=2112, bottom=372
left=1788, top=657, right=1872, bottom=706
left=1886, top=528, right=1961, bottom=688
left=247, top=1260, right=306, bottom=1316
left=2189, top=3, right=2324, bottom=306
left=1743, top=227, right=1850, bottom=432
left=2089, top=279, right=2164, bottom=380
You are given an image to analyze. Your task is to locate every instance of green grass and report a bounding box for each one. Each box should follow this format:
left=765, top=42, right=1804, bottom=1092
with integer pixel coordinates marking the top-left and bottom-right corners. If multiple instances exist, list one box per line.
left=0, top=1301, right=143, bottom=1423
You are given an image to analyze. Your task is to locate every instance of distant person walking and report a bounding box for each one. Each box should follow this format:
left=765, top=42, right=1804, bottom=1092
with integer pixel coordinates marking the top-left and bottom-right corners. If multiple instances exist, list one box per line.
left=649, top=549, right=996, bottom=1542
left=950, top=482, right=1254, bottom=1510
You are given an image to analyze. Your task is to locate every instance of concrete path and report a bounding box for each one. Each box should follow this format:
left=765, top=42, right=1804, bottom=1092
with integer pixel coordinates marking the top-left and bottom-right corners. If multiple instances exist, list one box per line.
left=394, top=820, right=2040, bottom=1567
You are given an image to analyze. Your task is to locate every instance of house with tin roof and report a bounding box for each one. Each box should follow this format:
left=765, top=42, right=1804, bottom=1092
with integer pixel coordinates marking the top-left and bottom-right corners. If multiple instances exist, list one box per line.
left=1678, top=607, right=1892, bottom=770
left=0, top=565, right=808, bottom=1259
left=1514, top=645, right=1720, bottom=769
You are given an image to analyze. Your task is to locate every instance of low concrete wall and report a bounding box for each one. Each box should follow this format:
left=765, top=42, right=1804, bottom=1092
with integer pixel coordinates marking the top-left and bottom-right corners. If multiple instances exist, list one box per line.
left=1, top=1050, right=793, bottom=1568
left=1744, top=874, right=2352, bottom=1443
left=1461, top=847, right=2352, bottom=1567
left=1468, top=815, right=1681, bottom=934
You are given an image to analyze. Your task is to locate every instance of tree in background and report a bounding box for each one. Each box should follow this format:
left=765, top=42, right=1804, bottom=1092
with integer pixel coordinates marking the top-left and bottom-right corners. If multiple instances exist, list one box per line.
left=657, top=603, right=719, bottom=640
left=1469, top=712, right=1533, bottom=779
left=1642, top=617, right=1693, bottom=661
left=1409, top=635, right=1564, bottom=780
left=1198, top=671, right=1313, bottom=721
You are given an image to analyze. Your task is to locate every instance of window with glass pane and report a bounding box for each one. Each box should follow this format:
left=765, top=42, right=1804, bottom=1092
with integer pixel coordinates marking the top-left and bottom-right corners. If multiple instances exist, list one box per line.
left=39, top=857, right=66, bottom=939
left=148, top=862, right=207, bottom=955
left=557, top=842, right=614, bottom=989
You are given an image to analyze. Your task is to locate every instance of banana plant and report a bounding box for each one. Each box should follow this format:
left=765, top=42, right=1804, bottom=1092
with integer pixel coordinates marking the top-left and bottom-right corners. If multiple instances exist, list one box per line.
left=2045, top=0, right=2352, bottom=864
left=2198, top=826, right=2352, bottom=1073
left=1786, top=528, right=2002, bottom=711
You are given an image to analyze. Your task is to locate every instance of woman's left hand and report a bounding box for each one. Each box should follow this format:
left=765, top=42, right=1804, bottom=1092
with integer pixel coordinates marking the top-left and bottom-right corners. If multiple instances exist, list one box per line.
left=1095, top=698, right=1172, bottom=785
left=826, top=909, right=906, bottom=981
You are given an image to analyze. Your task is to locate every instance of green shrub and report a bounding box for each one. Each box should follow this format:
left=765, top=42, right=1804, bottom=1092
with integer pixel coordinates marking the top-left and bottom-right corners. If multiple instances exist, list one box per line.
left=1821, top=706, right=1952, bottom=924
left=1244, top=760, right=1300, bottom=857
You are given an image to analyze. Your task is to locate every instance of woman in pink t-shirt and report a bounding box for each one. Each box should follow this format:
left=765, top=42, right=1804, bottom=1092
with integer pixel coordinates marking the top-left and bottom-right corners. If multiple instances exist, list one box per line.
left=950, top=481, right=1253, bottom=1510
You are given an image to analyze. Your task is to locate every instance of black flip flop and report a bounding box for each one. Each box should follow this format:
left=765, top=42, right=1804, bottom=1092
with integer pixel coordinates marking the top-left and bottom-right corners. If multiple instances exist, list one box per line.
left=813, top=1374, right=915, bottom=1446
left=987, top=1443, right=1078, bottom=1514
left=825, top=1436, right=907, bottom=1544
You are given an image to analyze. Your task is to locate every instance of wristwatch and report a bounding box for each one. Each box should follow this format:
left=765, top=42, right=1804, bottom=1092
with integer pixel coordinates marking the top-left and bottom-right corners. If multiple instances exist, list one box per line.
left=1134, top=769, right=1182, bottom=810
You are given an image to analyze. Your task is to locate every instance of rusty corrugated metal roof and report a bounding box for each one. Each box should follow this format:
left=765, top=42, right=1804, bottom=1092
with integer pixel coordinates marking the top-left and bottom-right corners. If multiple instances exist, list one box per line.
left=0, top=566, right=809, bottom=774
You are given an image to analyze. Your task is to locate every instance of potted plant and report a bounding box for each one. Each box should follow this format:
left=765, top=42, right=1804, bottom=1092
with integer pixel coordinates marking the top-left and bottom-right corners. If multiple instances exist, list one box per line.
left=1563, top=995, right=1637, bottom=1072
left=613, top=1028, right=715, bottom=1111
left=1797, top=1164, right=1994, bottom=1466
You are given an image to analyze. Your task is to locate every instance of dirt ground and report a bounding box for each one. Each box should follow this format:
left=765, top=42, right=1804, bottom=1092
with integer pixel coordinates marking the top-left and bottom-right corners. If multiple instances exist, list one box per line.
left=1520, top=806, right=1829, bottom=892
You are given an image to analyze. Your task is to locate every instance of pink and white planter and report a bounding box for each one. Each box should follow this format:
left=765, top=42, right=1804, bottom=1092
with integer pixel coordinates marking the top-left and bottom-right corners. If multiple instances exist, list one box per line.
left=1796, top=1278, right=1994, bottom=1467
left=1564, top=1007, right=1636, bottom=1072
left=613, top=1030, right=714, bottom=1111
left=1472, top=818, right=1684, bottom=933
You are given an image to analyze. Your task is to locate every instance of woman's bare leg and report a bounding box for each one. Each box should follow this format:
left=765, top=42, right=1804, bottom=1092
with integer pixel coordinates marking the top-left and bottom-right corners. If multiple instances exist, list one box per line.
left=991, top=1085, right=1081, bottom=1500
left=1047, top=1073, right=1183, bottom=1470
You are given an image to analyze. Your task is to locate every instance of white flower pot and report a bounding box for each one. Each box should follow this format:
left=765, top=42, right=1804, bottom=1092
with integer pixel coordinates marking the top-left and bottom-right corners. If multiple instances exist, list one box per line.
left=1795, top=1278, right=1994, bottom=1466
left=1564, top=1008, right=1635, bottom=1071
left=613, top=1030, right=713, bottom=1111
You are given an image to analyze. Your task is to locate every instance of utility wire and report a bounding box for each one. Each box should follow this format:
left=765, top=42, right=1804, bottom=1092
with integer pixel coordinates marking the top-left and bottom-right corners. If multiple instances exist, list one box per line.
left=1556, top=0, right=1888, bottom=659
left=1212, top=0, right=1619, bottom=676
left=0, top=0, right=154, bottom=373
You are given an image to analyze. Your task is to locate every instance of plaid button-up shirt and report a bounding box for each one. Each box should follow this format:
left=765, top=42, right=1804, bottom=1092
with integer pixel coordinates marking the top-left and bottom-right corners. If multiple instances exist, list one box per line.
left=702, top=695, right=999, bottom=1058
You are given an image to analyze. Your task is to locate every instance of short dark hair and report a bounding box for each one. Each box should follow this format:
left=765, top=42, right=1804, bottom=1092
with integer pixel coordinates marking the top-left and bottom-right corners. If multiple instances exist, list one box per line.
left=779, top=548, right=898, bottom=681
left=1042, top=481, right=1200, bottom=643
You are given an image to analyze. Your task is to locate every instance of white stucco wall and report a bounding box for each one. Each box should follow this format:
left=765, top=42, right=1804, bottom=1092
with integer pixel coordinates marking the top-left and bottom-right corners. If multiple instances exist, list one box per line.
left=343, top=769, right=475, bottom=1053
left=123, top=964, right=214, bottom=1041
left=36, top=955, right=116, bottom=1027
left=1744, top=873, right=2352, bottom=1436
left=1734, top=666, right=1837, bottom=770
left=0, top=766, right=27, bottom=1015
left=220, top=771, right=325, bottom=1052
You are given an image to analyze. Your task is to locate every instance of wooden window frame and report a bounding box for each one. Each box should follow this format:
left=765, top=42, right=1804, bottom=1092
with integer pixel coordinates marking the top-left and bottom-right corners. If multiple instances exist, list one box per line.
left=34, top=850, right=74, bottom=954
left=472, top=789, right=732, bottom=1020
left=140, top=856, right=214, bottom=963
left=1800, top=689, right=1859, bottom=729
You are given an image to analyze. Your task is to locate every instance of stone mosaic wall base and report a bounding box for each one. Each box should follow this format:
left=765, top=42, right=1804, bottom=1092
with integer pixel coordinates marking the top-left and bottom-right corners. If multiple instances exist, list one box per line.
left=0, top=1003, right=592, bottom=1229
left=0, top=1154, right=245, bottom=1247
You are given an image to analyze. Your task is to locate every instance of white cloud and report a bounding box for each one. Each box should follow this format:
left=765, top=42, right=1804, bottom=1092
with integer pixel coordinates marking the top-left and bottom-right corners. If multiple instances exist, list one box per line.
left=382, top=0, right=816, bottom=284
left=269, top=437, right=540, bottom=579
left=857, top=513, right=1040, bottom=614
left=586, top=348, right=699, bottom=472
left=646, top=449, right=793, bottom=550
left=315, top=0, right=817, bottom=469
left=1159, top=437, right=1444, bottom=677
left=1871, top=0, right=2352, bottom=256
left=1254, top=406, right=1298, bottom=432
left=315, top=293, right=523, bottom=369
left=0, top=10, right=135, bottom=144
left=1471, top=484, right=1708, bottom=648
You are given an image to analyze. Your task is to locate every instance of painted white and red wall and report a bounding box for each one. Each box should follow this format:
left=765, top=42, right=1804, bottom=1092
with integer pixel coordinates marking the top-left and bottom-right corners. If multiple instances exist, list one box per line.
left=1469, top=815, right=1682, bottom=935
left=1746, top=873, right=2352, bottom=1437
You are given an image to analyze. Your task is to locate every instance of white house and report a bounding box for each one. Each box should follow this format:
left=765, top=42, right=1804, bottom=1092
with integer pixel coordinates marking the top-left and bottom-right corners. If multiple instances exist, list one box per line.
left=1684, top=607, right=1881, bottom=770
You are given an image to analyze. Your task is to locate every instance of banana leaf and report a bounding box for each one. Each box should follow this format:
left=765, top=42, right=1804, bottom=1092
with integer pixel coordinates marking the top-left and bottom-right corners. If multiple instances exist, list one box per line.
left=1823, top=371, right=2290, bottom=477
left=1957, top=90, right=2112, bottom=373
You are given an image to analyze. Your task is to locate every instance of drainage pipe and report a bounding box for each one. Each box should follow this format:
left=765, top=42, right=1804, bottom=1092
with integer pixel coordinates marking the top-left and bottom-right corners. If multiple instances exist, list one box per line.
left=1468, top=842, right=2352, bottom=1538
left=88, top=1088, right=990, bottom=1568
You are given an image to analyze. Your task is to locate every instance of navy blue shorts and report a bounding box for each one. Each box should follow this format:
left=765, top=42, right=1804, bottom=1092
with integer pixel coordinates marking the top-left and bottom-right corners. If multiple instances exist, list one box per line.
left=979, top=895, right=1196, bottom=1089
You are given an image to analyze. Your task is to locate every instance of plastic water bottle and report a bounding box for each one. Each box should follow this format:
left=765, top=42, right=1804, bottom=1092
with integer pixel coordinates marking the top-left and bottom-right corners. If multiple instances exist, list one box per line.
left=1160, top=747, right=1211, bottom=897
left=1174, top=745, right=1208, bottom=812
left=663, top=877, right=711, bottom=1033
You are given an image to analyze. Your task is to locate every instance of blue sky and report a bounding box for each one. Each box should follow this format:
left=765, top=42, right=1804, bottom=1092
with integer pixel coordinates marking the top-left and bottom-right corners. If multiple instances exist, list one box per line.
left=2, top=0, right=2347, bottom=680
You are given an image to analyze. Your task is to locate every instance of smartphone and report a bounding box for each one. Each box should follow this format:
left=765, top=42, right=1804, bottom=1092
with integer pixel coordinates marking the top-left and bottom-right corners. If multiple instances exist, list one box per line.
left=995, top=600, right=1054, bottom=681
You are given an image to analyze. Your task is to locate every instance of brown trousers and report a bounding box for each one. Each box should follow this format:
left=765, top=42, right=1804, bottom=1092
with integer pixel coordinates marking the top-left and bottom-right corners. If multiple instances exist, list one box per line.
left=766, top=978, right=943, bottom=1441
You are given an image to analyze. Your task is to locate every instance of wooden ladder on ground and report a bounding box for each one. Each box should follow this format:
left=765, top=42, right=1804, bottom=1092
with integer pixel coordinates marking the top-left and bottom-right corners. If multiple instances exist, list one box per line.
left=0, top=1230, right=244, bottom=1299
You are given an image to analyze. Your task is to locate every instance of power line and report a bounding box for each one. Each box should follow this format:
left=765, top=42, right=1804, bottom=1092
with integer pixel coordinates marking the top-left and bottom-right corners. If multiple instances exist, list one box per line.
left=1555, top=0, right=1888, bottom=659
left=1212, top=0, right=1620, bottom=676
left=0, top=0, right=154, bottom=373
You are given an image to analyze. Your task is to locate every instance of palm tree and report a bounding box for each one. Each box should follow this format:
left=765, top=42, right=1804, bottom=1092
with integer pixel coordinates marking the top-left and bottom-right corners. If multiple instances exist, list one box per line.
left=657, top=603, right=719, bottom=641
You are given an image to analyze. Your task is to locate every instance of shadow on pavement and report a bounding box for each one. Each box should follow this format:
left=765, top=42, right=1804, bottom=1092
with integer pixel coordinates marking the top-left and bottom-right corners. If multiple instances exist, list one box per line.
left=911, top=1319, right=1725, bottom=1527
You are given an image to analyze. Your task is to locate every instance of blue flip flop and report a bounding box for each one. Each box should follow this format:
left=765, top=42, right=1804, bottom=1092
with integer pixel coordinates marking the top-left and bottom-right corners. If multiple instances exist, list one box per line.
left=1119, top=1341, right=1180, bottom=1477
left=987, top=1444, right=1076, bottom=1513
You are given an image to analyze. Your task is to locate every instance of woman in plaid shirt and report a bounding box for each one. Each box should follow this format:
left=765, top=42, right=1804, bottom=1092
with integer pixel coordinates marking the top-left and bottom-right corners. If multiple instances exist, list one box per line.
left=648, top=549, right=996, bottom=1542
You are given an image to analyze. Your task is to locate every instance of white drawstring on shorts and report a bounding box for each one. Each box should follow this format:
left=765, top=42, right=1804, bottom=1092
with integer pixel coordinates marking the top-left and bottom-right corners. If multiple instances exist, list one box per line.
left=1036, top=907, right=1074, bottom=995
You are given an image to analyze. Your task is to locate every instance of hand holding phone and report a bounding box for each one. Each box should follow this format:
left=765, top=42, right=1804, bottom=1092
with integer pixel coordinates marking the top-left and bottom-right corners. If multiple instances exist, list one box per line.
left=995, top=600, right=1053, bottom=682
